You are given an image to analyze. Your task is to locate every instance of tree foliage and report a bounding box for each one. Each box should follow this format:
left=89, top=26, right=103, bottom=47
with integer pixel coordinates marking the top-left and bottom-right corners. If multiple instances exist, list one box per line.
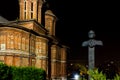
left=87, top=69, right=106, bottom=80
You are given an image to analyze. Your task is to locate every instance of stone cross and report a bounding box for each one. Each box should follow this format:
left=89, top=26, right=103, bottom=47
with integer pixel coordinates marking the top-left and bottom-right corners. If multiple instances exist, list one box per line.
left=82, top=30, right=103, bottom=70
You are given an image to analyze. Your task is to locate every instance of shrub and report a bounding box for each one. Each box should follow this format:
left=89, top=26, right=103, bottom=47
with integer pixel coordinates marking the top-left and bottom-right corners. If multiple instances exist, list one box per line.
left=0, top=63, right=46, bottom=80
left=0, top=63, right=10, bottom=80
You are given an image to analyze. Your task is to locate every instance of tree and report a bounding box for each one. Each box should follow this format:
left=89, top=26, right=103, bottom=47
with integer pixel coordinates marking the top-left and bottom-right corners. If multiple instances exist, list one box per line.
left=74, top=64, right=87, bottom=79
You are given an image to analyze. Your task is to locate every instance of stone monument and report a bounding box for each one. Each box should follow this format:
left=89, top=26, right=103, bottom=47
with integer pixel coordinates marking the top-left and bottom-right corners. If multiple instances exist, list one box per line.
left=82, top=30, right=103, bottom=79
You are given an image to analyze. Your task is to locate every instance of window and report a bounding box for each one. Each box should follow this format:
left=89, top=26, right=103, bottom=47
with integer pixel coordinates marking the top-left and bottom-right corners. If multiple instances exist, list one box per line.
left=26, top=38, right=29, bottom=52
left=14, top=34, right=21, bottom=50
left=24, top=1, right=26, bottom=10
left=42, top=42, right=46, bottom=54
left=31, top=12, right=33, bottom=19
left=30, top=2, right=33, bottom=19
left=0, top=33, right=6, bottom=50
left=18, top=35, right=21, bottom=50
left=22, top=37, right=25, bottom=51
left=30, top=37, right=35, bottom=53
left=7, top=34, right=14, bottom=49
left=24, top=0, right=27, bottom=19
left=46, top=18, right=51, bottom=32
left=36, top=41, right=42, bottom=55
left=24, top=12, right=26, bottom=19
left=31, top=2, right=33, bottom=11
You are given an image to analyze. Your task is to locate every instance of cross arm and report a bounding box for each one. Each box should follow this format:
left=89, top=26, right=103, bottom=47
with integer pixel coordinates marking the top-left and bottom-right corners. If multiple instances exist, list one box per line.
left=95, top=40, right=103, bottom=46
left=82, top=41, right=89, bottom=47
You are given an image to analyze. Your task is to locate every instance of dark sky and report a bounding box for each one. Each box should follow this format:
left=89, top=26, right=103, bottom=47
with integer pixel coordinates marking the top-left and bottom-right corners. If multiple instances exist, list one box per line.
left=0, top=0, right=120, bottom=65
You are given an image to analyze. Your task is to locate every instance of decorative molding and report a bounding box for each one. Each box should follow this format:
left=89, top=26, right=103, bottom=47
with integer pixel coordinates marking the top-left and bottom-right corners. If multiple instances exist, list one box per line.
left=36, top=56, right=48, bottom=59
left=51, top=59, right=66, bottom=63
left=0, top=50, right=29, bottom=55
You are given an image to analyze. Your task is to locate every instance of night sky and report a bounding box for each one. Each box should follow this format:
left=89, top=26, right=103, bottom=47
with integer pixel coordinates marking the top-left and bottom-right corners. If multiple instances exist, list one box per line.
left=0, top=0, right=120, bottom=66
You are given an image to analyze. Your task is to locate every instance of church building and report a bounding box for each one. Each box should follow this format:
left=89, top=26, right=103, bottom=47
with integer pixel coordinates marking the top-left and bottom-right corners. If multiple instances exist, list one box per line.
left=0, top=0, right=68, bottom=80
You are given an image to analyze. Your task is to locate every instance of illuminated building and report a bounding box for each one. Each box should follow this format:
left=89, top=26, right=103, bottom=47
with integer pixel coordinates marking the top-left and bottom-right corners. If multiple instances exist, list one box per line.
left=0, top=0, right=68, bottom=80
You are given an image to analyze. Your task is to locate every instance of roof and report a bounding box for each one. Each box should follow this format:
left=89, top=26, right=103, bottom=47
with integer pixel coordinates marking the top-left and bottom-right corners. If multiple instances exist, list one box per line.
left=0, top=16, right=9, bottom=23
left=45, top=10, right=56, bottom=17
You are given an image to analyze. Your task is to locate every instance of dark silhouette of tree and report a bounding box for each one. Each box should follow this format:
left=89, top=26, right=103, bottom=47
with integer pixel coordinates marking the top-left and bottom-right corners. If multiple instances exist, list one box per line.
left=98, top=61, right=118, bottom=79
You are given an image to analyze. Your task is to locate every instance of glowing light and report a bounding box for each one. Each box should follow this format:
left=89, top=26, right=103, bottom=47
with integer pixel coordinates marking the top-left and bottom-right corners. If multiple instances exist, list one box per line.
left=74, top=74, right=79, bottom=80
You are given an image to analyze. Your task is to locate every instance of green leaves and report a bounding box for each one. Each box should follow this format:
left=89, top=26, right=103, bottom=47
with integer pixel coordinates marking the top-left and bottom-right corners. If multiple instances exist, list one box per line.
left=0, top=63, right=46, bottom=80
left=114, top=74, right=120, bottom=80
left=0, top=63, right=10, bottom=80
left=87, top=69, right=106, bottom=80
left=11, top=66, right=46, bottom=80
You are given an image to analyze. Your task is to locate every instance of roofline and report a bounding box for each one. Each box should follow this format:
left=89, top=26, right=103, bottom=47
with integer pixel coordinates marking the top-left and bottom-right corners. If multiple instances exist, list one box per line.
left=45, top=13, right=58, bottom=21
left=0, top=24, right=50, bottom=40
left=13, top=19, right=48, bottom=32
